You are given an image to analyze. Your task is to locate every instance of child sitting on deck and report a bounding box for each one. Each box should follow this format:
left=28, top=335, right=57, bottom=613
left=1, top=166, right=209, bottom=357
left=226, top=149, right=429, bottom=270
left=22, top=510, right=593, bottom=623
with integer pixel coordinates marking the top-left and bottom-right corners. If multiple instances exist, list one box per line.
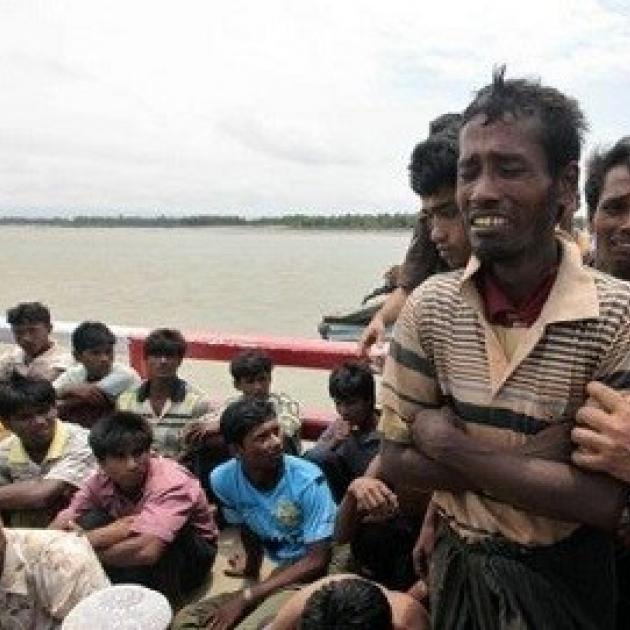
left=116, top=328, right=216, bottom=459
left=51, top=410, right=218, bottom=606
left=0, top=375, right=95, bottom=527
left=54, top=321, right=141, bottom=427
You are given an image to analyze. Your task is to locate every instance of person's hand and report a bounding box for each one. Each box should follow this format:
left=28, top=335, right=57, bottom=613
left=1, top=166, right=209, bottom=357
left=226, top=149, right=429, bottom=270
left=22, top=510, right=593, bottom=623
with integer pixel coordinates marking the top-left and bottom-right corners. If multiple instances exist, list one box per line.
left=358, top=313, right=386, bottom=356
left=321, top=419, right=351, bottom=449
left=347, top=476, right=399, bottom=518
left=184, top=419, right=220, bottom=445
left=62, top=384, right=109, bottom=406
left=412, top=407, right=462, bottom=461
left=203, top=594, right=248, bottom=630
left=572, top=381, right=630, bottom=484
left=517, top=422, right=573, bottom=463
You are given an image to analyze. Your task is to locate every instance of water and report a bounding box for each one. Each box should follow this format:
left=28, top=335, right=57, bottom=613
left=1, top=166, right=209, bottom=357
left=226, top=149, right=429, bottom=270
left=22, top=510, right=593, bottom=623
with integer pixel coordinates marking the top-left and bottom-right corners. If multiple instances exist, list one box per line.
left=0, top=226, right=409, bottom=407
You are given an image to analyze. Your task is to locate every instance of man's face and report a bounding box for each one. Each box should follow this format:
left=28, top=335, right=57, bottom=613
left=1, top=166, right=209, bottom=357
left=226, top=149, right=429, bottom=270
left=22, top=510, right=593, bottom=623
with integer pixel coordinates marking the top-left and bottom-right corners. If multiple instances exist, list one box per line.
left=145, top=352, right=182, bottom=380
left=6, top=405, right=56, bottom=453
left=11, top=322, right=51, bottom=358
left=420, top=187, right=471, bottom=269
left=334, top=397, right=373, bottom=430
left=76, top=345, right=114, bottom=381
left=236, top=418, right=283, bottom=470
left=592, top=164, right=630, bottom=280
left=456, top=114, right=558, bottom=263
left=235, top=373, right=271, bottom=399
left=100, top=449, right=150, bottom=494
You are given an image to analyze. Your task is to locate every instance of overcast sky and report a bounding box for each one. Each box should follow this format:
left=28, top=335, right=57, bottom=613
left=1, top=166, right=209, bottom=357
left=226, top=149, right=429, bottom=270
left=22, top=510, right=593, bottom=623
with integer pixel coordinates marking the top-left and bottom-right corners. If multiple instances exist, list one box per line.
left=1, top=0, right=628, bottom=217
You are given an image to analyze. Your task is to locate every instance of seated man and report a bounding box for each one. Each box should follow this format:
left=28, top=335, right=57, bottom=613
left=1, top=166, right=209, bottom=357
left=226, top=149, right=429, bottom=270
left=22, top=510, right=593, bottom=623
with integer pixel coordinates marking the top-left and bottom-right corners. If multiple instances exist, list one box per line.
left=0, top=514, right=110, bottom=629
left=268, top=574, right=429, bottom=630
left=173, top=398, right=336, bottom=630
left=54, top=321, right=141, bottom=427
left=116, top=328, right=215, bottom=459
left=0, top=375, right=95, bottom=527
left=305, top=361, right=379, bottom=502
left=0, top=302, right=72, bottom=383
left=51, top=411, right=218, bottom=605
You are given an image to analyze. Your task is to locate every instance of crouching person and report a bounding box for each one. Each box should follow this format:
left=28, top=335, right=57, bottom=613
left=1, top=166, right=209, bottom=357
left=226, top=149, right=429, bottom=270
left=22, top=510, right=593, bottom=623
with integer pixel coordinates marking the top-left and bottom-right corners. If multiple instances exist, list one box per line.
left=51, top=411, right=218, bottom=605
left=173, top=398, right=336, bottom=630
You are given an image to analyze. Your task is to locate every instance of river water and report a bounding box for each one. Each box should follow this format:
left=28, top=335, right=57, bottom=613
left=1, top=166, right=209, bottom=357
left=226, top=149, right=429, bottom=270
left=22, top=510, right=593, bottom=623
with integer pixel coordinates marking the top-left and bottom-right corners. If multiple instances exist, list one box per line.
left=0, top=226, right=409, bottom=406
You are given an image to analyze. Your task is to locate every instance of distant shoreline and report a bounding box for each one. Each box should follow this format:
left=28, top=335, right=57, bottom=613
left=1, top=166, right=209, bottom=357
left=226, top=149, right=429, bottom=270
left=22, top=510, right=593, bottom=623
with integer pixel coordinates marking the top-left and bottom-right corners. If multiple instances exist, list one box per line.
left=0, top=213, right=417, bottom=230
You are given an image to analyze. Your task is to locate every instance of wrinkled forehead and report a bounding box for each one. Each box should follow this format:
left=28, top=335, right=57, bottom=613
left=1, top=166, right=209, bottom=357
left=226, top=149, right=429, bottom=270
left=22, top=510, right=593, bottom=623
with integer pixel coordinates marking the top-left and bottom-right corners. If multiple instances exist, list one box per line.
left=459, top=112, right=545, bottom=159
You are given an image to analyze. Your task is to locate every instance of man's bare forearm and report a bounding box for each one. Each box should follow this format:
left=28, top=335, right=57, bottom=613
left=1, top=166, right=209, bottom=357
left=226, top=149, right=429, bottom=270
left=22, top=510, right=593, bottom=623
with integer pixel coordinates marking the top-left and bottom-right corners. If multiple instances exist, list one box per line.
left=379, top=440, right=474, bottom=494
left=377, top=288, right=409, bottom=328
left=442, top=436, right=625, bottom=530
left=0, top=479, right=70, bottom=510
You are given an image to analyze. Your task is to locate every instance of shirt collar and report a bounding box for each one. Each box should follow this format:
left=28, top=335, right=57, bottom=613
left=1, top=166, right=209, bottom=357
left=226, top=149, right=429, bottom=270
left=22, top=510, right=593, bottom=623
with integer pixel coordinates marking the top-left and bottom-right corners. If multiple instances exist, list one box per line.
left=0, top=531, right=28, bottom=596
left=8, top=419, right=68, bottom=465
left=458, top=235, right=599, bottom=326
left=137, top=378, right=186, bottom=404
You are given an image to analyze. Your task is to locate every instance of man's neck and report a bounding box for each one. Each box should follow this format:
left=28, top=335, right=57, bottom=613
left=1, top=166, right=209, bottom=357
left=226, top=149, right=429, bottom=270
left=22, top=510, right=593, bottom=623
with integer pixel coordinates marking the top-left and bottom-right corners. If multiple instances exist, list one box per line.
left=24, top=442, right=50, bottom=465
left=243, top=460, right=283, bottom=491
left=148, top=377, right=175, bottom=398
left=487, top=239, right=559, bottom=305
left=25, top=341, right=52, bottom=363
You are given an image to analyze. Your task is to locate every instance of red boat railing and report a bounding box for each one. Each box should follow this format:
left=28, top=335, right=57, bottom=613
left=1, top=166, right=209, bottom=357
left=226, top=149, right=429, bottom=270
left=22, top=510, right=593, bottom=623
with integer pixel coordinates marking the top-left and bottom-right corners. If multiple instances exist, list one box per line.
left=128, top=331, right=360, bottom=440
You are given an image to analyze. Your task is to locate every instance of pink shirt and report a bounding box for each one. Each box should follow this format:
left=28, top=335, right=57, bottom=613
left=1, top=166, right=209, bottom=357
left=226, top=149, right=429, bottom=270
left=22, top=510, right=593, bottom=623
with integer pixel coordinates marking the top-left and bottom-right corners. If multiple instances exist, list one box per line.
left=57, top=456, right=218, bottom=544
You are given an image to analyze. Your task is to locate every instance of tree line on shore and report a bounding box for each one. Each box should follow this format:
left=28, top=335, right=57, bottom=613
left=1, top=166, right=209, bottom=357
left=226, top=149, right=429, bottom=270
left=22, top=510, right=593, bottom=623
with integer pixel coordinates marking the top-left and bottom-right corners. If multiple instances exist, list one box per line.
left=0, top=213, right=418, bottom=230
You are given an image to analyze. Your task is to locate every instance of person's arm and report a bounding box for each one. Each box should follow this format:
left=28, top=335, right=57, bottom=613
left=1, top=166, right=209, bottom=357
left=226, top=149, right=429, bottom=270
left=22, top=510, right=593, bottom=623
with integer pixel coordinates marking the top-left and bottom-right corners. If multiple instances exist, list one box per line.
left=96, top=531, right=166, bottom=567
left=412, top=408, right=626, bottom=531
left=334, top=476, right=399, bottom=544
left=572, top=381, right=630, bottom=484
left=358, top=287, right=409, bottom=355
left=205, top=541, right=331, bottom=630
left=224, top=524, right=265, bottom=578
left=0, top=478, right=74, bottom=511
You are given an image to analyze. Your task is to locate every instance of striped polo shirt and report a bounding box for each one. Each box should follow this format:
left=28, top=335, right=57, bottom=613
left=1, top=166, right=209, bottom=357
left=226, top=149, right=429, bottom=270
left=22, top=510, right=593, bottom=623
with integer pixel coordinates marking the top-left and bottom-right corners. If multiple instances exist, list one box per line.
left=380, top=237, right=630, bottom=546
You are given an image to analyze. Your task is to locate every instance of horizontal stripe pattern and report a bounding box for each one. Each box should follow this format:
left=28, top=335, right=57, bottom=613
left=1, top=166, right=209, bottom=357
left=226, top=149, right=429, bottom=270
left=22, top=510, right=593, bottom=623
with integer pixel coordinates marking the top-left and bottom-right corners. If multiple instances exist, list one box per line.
left=379, top=251, right=630, bottom=546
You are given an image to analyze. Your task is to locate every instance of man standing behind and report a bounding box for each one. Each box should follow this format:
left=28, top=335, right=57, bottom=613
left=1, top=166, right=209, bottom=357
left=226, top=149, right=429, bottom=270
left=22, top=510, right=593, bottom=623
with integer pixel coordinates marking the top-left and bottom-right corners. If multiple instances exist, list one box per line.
left=377, top=68, right=630, bottom=629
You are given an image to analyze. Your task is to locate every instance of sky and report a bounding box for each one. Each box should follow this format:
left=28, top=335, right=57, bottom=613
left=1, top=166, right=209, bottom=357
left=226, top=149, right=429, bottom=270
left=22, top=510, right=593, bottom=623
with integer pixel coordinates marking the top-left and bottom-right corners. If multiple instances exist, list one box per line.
left=0, top=0, right=629, bottom=217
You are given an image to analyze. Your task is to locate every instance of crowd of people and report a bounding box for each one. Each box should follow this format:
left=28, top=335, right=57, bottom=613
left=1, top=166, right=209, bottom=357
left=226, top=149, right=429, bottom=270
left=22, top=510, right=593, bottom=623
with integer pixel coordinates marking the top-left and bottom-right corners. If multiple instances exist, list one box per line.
left=1, top=67, right=630, bottom=629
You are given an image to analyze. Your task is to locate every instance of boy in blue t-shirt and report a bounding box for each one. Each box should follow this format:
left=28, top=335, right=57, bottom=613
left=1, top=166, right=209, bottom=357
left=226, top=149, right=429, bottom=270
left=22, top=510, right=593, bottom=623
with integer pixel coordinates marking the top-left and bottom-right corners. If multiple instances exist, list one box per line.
left=173, top=398, right=335, bottom=630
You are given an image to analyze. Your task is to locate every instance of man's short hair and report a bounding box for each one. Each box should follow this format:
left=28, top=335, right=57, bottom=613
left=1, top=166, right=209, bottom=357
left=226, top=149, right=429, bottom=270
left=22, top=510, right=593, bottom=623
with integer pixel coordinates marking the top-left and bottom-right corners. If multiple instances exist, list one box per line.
left=0, top=374, right=56, bottom=418
left=229, top=350, right=273, bottom=381
left=219, top=398, right=276, bottom=446
left=462, top=65, right=587, bottom=178
left=329, top=362, right=375, bottom=406
left=299, top=578, right=393, bottom=630
left=6, top=302, right=51, bottom=327
left=585, top=136, right=630, bottom=221
left=89, top=411, right=153, bottom=461
left=72, top=321, right=116, bottom=354
left=409, top=112, right=461, bottom=197
left=143, top=328, right=186, bottom=359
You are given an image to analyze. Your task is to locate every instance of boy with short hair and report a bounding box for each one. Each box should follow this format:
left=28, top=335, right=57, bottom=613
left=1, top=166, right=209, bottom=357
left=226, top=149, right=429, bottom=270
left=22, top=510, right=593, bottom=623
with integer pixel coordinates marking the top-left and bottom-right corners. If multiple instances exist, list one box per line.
left=173, top=398, right=336, bottom=630
left=54, top=321, right=140, bottom=426
left=0, top=301, right=72, bottom=382
left=117, top=328, right=215, bottom=459
left=305, top=361, right=379, bottom=502
left=0, top=375, right=95, bottom=527
left=51, top=410, right=218, bottom=605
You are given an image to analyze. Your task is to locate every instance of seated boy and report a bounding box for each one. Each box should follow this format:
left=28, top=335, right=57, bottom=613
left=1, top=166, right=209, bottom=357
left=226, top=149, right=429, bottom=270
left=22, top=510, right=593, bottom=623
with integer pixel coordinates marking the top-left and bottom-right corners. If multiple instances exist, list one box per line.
left=173, top=398, right=336, bottom=630
left=0, top=514, right=110, bottom=628
left=305, top=361, right=380, bottom=502
left=51, top=411, right=218, bottom=605
left=54, top=321, right=141, bottom=427
left=268, top=574, right=429, bottom=630
left=229, top=350, right=301, bottom=454
left=116, top=328, right=215, bottom=459
left=0, top=301, right=72, bottom=383
left=0, top=375, right=95, bottom=527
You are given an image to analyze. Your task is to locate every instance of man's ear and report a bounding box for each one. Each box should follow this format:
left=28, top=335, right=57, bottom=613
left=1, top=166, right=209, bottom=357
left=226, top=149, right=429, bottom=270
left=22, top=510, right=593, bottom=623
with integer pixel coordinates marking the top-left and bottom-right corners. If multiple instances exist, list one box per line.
left=556, top=161, right=580, bottom=227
